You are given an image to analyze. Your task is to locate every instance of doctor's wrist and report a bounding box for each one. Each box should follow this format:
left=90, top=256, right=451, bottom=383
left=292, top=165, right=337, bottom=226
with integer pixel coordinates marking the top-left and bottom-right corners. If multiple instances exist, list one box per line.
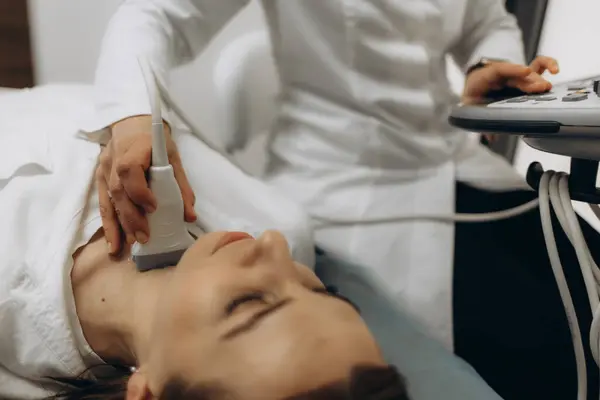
left=465, top=57, right=509, bottom=77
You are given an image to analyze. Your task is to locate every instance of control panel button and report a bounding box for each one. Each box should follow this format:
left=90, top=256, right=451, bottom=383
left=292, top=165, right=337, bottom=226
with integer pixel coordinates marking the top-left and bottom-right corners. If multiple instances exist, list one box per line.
left=562, top=93, right=588, bottom=102
left=568, top=84, right=587, bottom=91
left=506, top=97, right=529, bottom=103
left=594, top=80, right=600, bottom=95
left=533, top=96, right=557, bottom=101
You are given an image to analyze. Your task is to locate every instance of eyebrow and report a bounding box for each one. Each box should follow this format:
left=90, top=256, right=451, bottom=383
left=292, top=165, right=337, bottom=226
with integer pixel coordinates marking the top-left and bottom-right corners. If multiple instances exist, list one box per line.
left=221, top=298, right=294, bottom=340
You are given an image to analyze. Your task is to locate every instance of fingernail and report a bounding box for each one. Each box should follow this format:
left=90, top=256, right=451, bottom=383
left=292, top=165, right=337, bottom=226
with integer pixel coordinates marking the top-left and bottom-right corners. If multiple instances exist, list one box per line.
left=126, top=234, right=136, bottom=245
left=136, top=231, right=149, bottom=244
left=145, top=204, right=156, bottom=214
left=107, top=242, right=114, bottom=253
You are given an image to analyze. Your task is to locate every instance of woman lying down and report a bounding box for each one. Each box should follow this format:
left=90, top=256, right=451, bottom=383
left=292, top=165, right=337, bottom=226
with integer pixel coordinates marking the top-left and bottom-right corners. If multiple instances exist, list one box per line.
left=0, top=85, right=408, bottom=399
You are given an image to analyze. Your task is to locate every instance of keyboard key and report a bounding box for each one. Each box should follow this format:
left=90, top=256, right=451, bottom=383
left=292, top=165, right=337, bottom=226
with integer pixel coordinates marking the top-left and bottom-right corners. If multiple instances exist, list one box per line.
left=562, top=94, right=588, bottom=102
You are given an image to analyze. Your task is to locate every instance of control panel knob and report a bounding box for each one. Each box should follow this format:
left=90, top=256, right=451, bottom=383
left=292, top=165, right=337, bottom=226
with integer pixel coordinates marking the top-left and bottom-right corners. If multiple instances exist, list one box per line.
left=594, top=80, right=600, bottom=95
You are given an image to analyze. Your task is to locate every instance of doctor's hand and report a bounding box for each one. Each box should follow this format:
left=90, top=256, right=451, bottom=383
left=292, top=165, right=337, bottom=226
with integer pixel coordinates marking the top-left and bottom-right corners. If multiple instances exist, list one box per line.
left=96, top=115, right=197, bottom=256
left=462, top=56, right=560, bottom=142
left=462, top=56, right=559, bottom=103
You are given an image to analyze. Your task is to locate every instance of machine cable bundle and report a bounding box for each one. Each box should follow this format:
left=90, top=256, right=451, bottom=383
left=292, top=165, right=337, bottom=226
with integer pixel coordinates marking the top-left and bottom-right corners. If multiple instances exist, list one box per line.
left=530, top=159, right=600, bottom=400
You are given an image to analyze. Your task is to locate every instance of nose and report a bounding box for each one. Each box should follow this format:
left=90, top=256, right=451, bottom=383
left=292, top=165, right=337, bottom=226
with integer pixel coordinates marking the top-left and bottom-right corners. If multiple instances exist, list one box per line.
left=255, top=230, right=294, bottom=265
left=247, top=230, right=306, bottom=289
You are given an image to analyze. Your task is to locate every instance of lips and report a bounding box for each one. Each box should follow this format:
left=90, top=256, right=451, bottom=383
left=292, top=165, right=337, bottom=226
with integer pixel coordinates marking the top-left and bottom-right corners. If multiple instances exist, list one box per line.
left=213, top=231, right=254, bottom=253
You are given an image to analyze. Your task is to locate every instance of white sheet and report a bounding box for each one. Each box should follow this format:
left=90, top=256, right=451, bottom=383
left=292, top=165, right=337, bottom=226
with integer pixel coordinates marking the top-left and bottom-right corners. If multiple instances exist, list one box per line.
left=0, top=85, right=315, bottom=271
left=0, top=84, right=104, bottom=398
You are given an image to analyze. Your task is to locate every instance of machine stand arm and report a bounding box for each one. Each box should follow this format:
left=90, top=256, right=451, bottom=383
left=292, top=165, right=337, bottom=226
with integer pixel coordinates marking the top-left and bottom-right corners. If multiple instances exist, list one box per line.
left=526, top=159, right=600, bottom=204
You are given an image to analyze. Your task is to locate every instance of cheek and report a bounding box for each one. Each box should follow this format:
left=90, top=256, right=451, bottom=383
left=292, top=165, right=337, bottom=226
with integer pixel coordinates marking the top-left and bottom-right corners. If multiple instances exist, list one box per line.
left=294, top=263, right=322, bottom=286
left=150, top=276, right=208, bottom=341
left=160, top=265, right=240, bottom=327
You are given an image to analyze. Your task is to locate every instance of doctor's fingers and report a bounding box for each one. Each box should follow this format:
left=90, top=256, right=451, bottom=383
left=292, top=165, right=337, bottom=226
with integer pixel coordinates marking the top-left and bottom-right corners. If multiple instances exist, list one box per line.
left=170, top=156, right=197, bottom=223
left=479, top=63, right=532, bottom=87
left=529, top=56, right=560, bottom=75
left=115, top=159, right=157, bottom=214
left=97, top=145, right=149, bottom=244
left=506, top=74, right=553, bottom=93
left=96, top=168, right=123, bottom=255
left=107, top=171, right=150, bottom=247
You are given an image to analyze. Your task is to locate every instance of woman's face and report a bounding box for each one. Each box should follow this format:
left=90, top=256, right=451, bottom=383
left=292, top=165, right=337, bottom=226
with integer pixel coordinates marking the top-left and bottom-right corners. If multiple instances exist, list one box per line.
left=144, top=230, right=383, bottom=398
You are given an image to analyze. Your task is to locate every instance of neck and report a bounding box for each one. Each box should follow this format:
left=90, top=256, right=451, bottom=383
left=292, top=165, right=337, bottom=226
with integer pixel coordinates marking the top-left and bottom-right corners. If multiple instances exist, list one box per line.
left=71, top=233, right=171, bottom=367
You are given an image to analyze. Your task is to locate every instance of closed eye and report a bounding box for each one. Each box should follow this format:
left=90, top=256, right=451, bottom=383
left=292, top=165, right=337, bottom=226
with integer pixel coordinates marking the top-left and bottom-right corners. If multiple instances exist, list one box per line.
left=226, top=292, right=266, bottom=315
left=220, top=286, right=361, bottom=340
left=225, top=286, right=360, bottom=316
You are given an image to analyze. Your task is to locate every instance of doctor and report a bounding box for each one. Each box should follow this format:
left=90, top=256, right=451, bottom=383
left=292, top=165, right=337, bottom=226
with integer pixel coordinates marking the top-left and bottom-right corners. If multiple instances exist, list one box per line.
left=92, top=1, right=586, bottom=398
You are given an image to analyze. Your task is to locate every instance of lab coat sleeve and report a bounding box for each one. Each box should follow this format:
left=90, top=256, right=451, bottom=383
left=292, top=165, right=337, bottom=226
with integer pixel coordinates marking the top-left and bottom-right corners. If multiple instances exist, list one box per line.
left=88, top=0, right=249, bottom=132
left=450, top=0, right=526, bottom=73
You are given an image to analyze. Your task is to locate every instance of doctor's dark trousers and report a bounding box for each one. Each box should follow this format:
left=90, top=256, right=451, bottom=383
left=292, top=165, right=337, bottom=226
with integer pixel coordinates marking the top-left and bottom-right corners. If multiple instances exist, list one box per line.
left=453, top=182, right=600, bottom=400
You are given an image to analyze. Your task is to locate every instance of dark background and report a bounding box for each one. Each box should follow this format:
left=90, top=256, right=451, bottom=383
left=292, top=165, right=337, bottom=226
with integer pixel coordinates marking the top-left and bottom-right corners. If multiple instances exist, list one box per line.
left=0, top=0, right=34, bottom=88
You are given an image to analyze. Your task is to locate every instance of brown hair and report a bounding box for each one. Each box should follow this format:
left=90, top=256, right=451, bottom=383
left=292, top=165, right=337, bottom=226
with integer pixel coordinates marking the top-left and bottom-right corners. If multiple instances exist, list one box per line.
left=47, top=364, right=410, bottom=400
left=46, top=364, right=130, bottom=400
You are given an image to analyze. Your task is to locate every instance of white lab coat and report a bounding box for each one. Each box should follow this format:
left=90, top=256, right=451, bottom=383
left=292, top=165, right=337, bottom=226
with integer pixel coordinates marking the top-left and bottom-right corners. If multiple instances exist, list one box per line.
left=93, top=0, right=530, bottom=348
